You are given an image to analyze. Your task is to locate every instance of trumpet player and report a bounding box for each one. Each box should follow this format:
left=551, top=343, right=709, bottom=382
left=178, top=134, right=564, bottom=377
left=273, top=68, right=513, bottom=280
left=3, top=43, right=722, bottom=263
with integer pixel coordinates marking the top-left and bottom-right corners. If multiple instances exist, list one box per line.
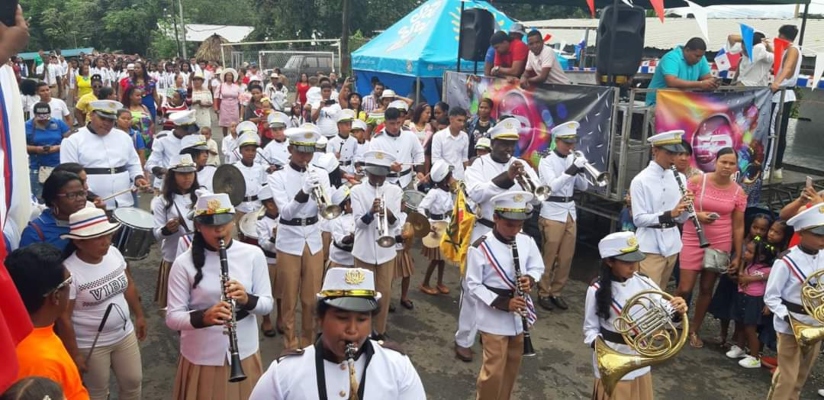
left=368, top=107, right=426, bottom=189
left=233, top=131, right=269, bottom=222
left=457, top=117, right=540, bottom=362
left=249, top=267, right=426, bottom=399
left=466, top=191, right=544, bottom=400
left=536, top=121, right=589, bottom=312
left=584, top=232, right=687, bottom=400
left=764, top=206, right=824, bottom=399
left=268, top=125, right=332, bottom=350
left=629, top=130, right=692, bottom=289
left=350, top=150, right=403, bottom=340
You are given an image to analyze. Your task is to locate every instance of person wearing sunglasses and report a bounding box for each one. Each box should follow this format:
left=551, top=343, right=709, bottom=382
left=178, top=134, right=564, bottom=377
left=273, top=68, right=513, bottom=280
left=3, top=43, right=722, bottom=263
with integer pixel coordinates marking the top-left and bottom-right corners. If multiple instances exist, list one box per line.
left=6, top=243, right=90, bottom=400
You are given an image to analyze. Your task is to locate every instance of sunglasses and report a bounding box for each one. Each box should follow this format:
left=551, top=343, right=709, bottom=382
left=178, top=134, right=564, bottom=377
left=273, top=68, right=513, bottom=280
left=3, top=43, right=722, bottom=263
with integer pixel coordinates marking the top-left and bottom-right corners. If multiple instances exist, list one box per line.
left=57, top=190, right=88, bottom=201
left=44, top=274, right=73, bottom=297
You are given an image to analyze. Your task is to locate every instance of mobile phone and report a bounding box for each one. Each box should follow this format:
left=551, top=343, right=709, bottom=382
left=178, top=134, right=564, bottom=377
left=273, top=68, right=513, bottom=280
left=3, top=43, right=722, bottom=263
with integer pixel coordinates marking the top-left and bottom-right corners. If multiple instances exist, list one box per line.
left=708, top=212, right=720, bottom=220
left=807, top=176, right=813, bottom=189
left=0, top=0, right=18, bottom=27
left=324, top=99, right=336, bottom=106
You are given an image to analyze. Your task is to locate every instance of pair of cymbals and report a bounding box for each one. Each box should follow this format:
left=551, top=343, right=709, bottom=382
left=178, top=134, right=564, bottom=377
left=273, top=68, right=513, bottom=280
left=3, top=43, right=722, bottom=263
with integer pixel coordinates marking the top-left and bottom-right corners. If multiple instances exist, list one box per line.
left=422, top=221, right=448, bottom=248
left=405, top=212, right=431, bottom=239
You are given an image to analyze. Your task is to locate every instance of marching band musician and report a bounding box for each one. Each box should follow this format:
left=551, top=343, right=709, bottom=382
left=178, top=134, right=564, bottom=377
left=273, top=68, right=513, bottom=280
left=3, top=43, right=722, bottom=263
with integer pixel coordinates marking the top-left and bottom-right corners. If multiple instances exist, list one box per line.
left=151, top=154, right=199, bottom=313
left=368, top=107, right=425, bottom=189
left=629, top=130, right=692, bottom=289
left=268, top=125, right=333, bottom=350
left=179, top=134, right=217, bottom=192
left=456, top=117, right=541, bottom=362
left=315, top=153, right=342, bottom=267
left=165, top=191, right=273, bottom=399
left=256, top=186, right=283, bottom=338
left=764, top=205, right=824, bottom=399
left=350, top=150, right=403, bottom=340
left=584, top=231, right=688, bottom=400
left=465, top=191, right=545, bottom=400
left=260, top=111, right=291, bottom=172
left=536, top=121, right=589, bottom=312
left=419, top=160, right=454, bottom=296
left=233, top=131, right=268, bottom=222
left=60, top=100, right=149, bottom=210
left=352, top=119, right=370, bottom=172
left=313, top=136, right=329, bottom=166
left=145, top=110, right=198, bottom=192
left=327, top=109, right=359, bottom=183
left=248, top=267, right=426, bottom=399
left=328, top=186, right=356, bottom=268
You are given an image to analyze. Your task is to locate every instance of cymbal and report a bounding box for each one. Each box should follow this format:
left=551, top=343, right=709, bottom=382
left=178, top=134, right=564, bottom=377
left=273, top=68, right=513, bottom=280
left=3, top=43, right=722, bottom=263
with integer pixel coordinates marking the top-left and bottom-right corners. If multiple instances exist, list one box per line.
left=422, top=220, right=448, bottom=249
left=213, top=164, right=247, bottom=206
left=405, top=212, right=431, bottom=239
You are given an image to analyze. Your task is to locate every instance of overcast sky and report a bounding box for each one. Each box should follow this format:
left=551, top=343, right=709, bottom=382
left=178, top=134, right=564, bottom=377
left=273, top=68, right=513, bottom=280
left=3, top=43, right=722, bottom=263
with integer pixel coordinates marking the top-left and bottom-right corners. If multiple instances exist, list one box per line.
left=668, top=3, right=824, bottom=18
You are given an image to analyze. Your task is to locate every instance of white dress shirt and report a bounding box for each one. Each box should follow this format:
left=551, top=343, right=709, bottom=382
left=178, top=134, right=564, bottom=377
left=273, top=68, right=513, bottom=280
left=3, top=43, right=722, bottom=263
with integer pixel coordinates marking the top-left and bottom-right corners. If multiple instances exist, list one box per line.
left=145, top=131, right=184, bottom=190
left=630, top=161, right=689, bottom=257
left=430, top=128, right=469, bottom=180
left=198, top=165, right=216, bottom=192
left=327, top=134, right=359, bottom=177
left=262, top=140, right=290, bottom=167
left=256, top=214, right=279, bottom=264
left=234, top=160, right=269, bottom=214
left=368, top=131, right=425, bottom=188
left=418, top=187, right=452, bottom=223
left=329, top=213, right=355, bottom=266
left=538, top=150, right=588, bottom=222
left=351, top=182, right=402, bottom=265
left=60, top=126, right=143, bottom=209
left=268, top=164, right=331, bottom=256
left=736, top=43, right=774, bottom=87
left=465, top=232, right=544, bottom=336
left=223, top=135, right=240, bottom=165
left=353, top=140, right=369, bottom=165
left=765, top=246, right=824, bottom=335
left=166, top=240, right=273, bottom=366
left=583, top=273, right=666, bottom=381
left=249, top=340, right=426, bottom=400
left=151, top=193, right=195, bottom=262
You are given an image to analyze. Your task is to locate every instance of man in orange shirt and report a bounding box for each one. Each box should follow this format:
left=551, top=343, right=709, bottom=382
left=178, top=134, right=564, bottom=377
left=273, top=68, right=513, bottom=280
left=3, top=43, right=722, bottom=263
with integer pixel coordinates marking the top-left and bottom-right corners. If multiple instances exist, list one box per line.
left=6, top=243, right=90, bottom=400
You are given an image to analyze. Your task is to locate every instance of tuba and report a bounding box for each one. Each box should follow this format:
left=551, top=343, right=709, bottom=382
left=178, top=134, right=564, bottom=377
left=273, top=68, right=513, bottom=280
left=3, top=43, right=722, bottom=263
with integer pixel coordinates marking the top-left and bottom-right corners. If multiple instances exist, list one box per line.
left=595, top=290, right=687, bottom=395
left=573, top=151, right=608, bottom=187
left=515, top=170, right=551, bottom=202
left=310, top=169, right=342, bottom=220
left=789, top=269, right=824, bottom=353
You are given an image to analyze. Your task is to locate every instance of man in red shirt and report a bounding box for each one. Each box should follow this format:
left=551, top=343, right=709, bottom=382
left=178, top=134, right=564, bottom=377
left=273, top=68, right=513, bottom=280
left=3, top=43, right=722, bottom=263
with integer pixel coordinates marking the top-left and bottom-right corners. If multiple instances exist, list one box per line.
left=490, top=30, right=528, bottom=79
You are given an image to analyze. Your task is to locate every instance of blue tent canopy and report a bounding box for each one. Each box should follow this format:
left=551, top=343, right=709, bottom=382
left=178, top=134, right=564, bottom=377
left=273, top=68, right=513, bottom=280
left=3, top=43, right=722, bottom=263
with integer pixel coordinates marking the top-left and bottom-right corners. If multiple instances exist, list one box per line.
left=18, top=48, right=95, bottom=61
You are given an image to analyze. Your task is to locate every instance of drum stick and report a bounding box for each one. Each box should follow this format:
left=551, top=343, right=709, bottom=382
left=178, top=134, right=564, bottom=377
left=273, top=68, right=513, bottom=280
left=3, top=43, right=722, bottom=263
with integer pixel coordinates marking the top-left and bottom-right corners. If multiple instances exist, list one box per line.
left=99, top=187, right=134, bottom=202
left=84, top=303, right=114, bottom=367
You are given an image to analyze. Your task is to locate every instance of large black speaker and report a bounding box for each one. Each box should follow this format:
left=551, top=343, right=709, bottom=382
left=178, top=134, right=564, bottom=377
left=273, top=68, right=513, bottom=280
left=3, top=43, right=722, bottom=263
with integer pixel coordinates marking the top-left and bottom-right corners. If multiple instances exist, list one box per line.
left=596, top=5, right=645, bottom=77
left=459, top=9, right=495, bottom=62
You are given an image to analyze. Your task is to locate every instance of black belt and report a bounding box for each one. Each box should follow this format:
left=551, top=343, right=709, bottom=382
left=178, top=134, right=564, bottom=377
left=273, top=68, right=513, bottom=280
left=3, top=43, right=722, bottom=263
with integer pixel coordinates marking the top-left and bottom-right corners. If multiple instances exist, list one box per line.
left=429, top=213, right=446, bottom=220
left=545, top=196, right=573, bottom=203
left=476, top=218, right=494, bottom=228
left=333, top=242, right=353, bottom=252
left=484, top=284, right=514, bottom=298
left=279, top=216, right=319, bottom=226
left=783, top=299, right=808, bottom=315
left=340, top=160, right=353, bottom=166
left=387, top=168, right=412, bottom=178
left=600, top=328, right=628, bottom=345
left=85, top=166, right=128, bottom=175
left=244, top=195, right=259, bottom=202
left=648, top=223, right=676, bottom=229
left=262, top=249, right=277, bottom=259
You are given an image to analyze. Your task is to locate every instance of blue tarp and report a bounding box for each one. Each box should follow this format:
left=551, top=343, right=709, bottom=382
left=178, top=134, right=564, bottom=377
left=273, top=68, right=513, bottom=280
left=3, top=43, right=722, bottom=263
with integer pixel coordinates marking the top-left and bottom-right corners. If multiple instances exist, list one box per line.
left=18, top=48, right=95, bottom=61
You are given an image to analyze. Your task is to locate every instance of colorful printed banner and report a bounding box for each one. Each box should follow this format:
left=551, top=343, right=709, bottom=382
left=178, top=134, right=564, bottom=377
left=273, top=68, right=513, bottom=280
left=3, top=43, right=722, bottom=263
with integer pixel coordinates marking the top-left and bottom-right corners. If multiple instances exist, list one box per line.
left=443, top=72, right=614, bottom=171
left=655, top=88, right=773, bottom=206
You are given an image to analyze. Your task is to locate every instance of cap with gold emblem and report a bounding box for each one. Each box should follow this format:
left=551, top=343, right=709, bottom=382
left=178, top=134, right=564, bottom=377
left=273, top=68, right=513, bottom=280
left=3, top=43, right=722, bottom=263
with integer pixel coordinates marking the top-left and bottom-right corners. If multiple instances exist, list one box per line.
left=317, top=267, right=381, bottom=312
left=193, top=191, right=236, bottom=226
left=551, top=121, right=580, bottom=144
left=351, top=119, right=368, bottom=132
left=267, top=111, right=289, bottom=128
left=362, top=150, right=396, bottom=177
left=236, top=121, right=258, bottom=136
left=647, top=130, right=686, bottom=153
left=475, top=137, right=491, bottom=150
left=90, top=100, right=123, bottom=120
left=336, top=109, right=356, bottom=123
left=598, top=231, right=646, bottom=262
left=491, top=190, right=533, bottom=221
left=488, top=117, right=521, bottom=141
left=180, top=134, right=209, bottom=152
left=286, top=125, right=321, bottom=153
left=788, top=204, right=824, bottom=235
left=237, top=131, right=261, bottom=148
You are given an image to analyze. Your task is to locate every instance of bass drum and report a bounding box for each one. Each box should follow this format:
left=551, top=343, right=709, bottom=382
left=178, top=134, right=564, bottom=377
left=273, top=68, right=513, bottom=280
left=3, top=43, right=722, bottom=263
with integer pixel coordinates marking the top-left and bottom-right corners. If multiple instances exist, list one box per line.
left=238, top=212, right=260, bottom=246
left=112, top=207, right=155, bottom=261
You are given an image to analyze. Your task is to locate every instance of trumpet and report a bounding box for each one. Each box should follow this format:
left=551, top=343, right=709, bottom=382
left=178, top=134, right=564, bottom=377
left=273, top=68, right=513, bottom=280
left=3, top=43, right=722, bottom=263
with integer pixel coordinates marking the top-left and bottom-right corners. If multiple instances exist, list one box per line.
left=345, top=342, right=360, bottom=400
left=573, top=151, right=608, bottom=187
left=515, top=169, right=551, bottom=202
left=789, top=269, right=824, bottom=354
left=595, top=290, right=686, bottom=395
left=376, top=189, right=395, bottom=248
left=218, top=238, right=247, bottom=382
left=310, top=170, right=342, bottom=220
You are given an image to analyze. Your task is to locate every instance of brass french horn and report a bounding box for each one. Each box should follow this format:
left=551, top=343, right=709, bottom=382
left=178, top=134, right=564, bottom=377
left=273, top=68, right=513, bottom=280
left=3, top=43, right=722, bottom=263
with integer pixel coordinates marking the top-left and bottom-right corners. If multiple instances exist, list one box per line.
left=789, top=269, right=824, bottom=353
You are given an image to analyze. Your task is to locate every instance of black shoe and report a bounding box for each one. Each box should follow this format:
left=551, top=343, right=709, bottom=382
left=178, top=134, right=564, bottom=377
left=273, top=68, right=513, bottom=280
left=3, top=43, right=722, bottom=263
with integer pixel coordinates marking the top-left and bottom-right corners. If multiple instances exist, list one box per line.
left=550, top=296, right=569, bottom=310
left=389, top=303, right=396, bottom=313
left=538, top=296, right=554, bottom=311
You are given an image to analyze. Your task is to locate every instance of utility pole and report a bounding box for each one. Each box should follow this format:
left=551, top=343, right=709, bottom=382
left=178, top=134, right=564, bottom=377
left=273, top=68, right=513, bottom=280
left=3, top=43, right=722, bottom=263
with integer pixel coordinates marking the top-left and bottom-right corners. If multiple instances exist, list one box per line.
left=179, top=0, right=188, bottom=59
left=170, top=5, right=182, bottom=58
left=341, top=0, right=350, bottom=75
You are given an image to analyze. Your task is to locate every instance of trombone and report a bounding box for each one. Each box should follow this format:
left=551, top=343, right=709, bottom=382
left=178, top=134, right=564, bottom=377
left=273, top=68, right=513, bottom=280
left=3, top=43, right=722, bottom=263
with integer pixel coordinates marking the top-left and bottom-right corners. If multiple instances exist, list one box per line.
left=515, top=170, right=551, bottom=202
left=573, top=151, right=608, bottom=187
left=310, top=170, right=342, bottom=220
left=375, top=188, right=395, bottom=248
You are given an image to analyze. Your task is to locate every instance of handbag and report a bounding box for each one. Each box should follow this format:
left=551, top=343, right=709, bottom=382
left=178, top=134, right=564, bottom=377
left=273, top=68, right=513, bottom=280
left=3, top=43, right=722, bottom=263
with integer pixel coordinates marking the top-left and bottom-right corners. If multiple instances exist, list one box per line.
left=697, top=174, right=736, bottom=273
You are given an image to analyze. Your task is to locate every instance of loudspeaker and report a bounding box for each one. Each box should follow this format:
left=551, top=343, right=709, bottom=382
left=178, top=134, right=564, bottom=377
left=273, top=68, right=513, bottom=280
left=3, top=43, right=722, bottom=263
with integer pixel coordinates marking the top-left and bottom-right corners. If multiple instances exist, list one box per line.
left=459, top=9, right=495, bottom=62
left=596, top=5, right=645, bottom=77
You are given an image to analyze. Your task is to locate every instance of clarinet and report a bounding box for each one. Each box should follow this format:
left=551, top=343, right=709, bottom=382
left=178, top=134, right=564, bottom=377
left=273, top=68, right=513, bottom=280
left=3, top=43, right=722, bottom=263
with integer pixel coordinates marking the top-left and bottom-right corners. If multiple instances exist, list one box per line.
left=670, top=166, right=711, bottom=248
left=218, top=238, right=247, bottom=382
left=345, top=341, right=360, bottom=400
left=510, top=243, right=536, bottom=357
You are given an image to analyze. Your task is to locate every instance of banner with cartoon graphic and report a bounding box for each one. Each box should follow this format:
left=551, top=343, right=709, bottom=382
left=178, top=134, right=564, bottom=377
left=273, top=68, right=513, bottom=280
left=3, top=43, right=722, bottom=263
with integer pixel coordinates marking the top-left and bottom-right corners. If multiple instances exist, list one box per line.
left=443, top=71, right=615, bottom=171
left=654, top=88, right=773, bottom=206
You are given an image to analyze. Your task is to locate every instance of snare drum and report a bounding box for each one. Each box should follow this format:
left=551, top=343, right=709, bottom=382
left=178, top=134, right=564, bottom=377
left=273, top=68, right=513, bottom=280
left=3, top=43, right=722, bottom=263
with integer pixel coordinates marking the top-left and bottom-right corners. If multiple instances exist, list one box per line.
left=402, top=190, right=425, bottom=214
left=112, top=207, right=155, bottom=261
left=238, top=212, right=260, bottom=246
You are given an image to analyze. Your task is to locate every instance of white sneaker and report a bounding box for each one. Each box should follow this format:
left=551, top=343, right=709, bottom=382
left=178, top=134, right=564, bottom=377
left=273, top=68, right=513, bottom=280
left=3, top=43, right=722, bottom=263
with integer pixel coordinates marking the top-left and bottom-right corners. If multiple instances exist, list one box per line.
left=762, top=170, right=770, bottom=181
left=773, top=168, right=783, bottom=180
left=817, top=388, right=824, bottom=397
left=739, top=355, right=761, bottom=369
left=726, top=345, right=747, bottom=359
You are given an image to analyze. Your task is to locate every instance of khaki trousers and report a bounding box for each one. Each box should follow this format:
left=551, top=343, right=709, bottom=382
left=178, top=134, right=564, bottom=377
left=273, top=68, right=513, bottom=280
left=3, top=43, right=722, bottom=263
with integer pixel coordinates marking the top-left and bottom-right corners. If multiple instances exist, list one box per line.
left=638, top=253, right=678, bottom=289
left=277, top=244, right=324, bottom=350
left=476, top=332, right=523, bottom=400
left=591, top=373, right=653, bottom=400
left=82, top=332, right=142, bottom=400
left=537, top=216, right=577, bottom=297
left=322, top=231, right=332, bottom=264
left=354, top=258, right=395, bottom=335
left=767, top=333, right=821, bottom=400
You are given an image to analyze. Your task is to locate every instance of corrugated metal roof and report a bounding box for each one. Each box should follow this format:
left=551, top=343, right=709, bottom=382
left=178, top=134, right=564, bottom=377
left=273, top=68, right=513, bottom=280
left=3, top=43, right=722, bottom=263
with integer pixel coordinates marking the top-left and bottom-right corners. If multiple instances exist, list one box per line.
left=524, top=18, right=824, bottom=55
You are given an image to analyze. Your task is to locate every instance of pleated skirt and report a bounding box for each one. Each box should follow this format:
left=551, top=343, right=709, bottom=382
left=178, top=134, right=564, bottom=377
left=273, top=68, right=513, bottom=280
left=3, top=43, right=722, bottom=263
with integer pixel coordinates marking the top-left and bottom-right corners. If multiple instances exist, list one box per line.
left=172, top=352, right=263, bottom=400
left=591, top=373, right=653, bottom=400
left=394, top=249, right=415, bottom=279
left=154, top=259, right=173, bottom=308
left=421, top=245, right=442, bottom=261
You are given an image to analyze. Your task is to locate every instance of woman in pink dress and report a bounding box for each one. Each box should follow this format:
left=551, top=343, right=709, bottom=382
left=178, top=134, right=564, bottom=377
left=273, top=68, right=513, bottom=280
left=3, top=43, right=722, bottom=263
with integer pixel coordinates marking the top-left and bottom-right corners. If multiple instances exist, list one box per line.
left=215, top=68, right=241, bottom=137
left=675, top=147, right=747, bottom=348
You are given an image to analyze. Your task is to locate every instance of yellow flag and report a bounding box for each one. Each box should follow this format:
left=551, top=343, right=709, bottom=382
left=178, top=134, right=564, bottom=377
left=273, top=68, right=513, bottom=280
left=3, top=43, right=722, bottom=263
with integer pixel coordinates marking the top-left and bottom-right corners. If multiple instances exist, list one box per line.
left=440, top=182, right=475, bottom=274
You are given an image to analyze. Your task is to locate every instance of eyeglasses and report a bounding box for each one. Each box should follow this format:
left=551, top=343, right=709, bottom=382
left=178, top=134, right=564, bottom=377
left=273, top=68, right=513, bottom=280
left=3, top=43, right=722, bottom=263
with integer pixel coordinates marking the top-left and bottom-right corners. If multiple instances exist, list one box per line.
left=44, top=274, right=73, bottom=297
left=92, top=85, right=102, bottom=89
left=57, top=190, right=88, bottom=201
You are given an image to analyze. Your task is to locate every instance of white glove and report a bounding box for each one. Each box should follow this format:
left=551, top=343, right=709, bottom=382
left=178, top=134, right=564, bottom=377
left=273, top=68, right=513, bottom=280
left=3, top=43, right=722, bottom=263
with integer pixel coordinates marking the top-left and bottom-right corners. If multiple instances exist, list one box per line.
left=302, top=173, right=320, bottom=195
left=573, top=155, right=588, bottom=169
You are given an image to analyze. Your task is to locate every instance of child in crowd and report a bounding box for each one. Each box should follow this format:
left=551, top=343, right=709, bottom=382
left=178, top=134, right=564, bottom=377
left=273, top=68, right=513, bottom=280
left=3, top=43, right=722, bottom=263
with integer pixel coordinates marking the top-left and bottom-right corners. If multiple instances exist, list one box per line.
left=233, top=131, right=268, bottom=222
left=394, top=200, right=414, bottom=310
left=222, top=122, right=239, bottom=164
left=328, top=187, right=355, bottom=268
left=726, top=237, right=778, bottom=368
left=256, top=187, right=282, bottom=337
left=201, top=127, right=220, bottom=166
left=256, top=97, right=274, bottom=145
left=759, top=218, right=793, bottom=366
left=161, top=89, right=189, bottom=131
left=419, top=161, right=453, bottom=296
left=618, top=191, right=636, bottom=232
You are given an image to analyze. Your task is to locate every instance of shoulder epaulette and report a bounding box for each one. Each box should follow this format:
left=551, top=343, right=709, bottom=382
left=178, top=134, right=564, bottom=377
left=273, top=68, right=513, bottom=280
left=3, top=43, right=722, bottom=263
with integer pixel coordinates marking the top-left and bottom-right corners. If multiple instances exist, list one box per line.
left=471, top=235, right=487, bottom=248
left=376, top=340, right=406, bottom=355
left=777, top=249, right=792, bottom=259
left=155, top=132, right=168, bottom=139
left=276, top=348, right=305, bottom=363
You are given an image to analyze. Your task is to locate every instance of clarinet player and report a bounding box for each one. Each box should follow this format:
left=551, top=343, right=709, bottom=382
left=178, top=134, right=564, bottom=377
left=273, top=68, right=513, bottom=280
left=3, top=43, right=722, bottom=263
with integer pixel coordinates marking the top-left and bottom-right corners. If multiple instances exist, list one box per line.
left=629, top=130, right=693, bottom=289
left=465, top=191, right=545, bottom=400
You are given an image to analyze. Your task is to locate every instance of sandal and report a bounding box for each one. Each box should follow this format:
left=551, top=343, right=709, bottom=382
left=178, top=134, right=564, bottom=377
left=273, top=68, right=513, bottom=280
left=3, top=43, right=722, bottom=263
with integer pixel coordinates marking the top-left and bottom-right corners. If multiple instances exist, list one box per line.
left=401, top=299, right=414, bottom=310
left=420, top=285, right=438, bottom=295
left=260, top=324, right=277, bottom=338
left=689, top=332, right=704, bottom=349
left=436, top=284, right=450, bottom=294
